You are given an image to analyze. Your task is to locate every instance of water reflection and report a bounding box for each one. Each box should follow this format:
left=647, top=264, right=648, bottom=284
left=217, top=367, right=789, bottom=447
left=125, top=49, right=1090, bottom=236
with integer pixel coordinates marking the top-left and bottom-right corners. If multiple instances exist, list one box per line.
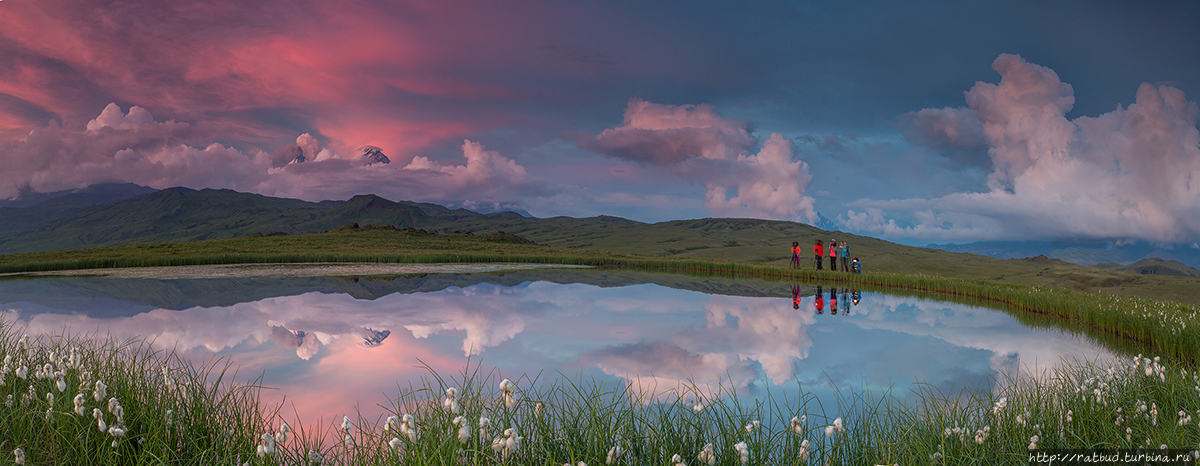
left=0, top=269, right=1121, bottom=425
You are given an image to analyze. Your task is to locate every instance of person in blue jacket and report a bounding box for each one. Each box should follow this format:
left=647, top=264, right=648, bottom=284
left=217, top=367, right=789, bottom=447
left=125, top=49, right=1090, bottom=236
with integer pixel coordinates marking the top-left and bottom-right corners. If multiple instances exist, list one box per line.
left=840, top=242, right=850, bottom=272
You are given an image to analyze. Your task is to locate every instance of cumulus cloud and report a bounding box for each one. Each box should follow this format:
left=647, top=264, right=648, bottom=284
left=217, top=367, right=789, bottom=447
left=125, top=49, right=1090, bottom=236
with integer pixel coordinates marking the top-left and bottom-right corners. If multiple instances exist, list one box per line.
left=846, top=54, right=1200, bottom=242
left=576, top=99, right=817, bottom=222
left=2, top=103, right=537, bottom=208
left=86, top=103, right=155, bottom=132
left=697, top=133, right=816, bottom=222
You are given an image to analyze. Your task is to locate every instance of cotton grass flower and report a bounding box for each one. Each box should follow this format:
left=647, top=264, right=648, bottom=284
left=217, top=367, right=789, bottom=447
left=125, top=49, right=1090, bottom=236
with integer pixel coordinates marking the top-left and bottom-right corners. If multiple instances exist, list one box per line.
left=993, top=397, right=1007, bottom=415
left=452, top=416, right=471, bottom=444
left=93, top=408, right=107, bottom=432
left=798, top=439, right=811, bottom=463
left=388, top=437, right=403, bottom=451
left=744, top=420, right=760, bottom=433
left=398, top=413, right=418, bottom=442
left=73, top=393, right=85, bottom=416
left=277, top=423, right=291, bottom=444
left=479, top=415, right=491, bottom=440
left=824, top=417, right=845, bottom=436
left=499, top=378, right=516, bottom=408
left=444, top=387, right=460, bottom=414
left=13, top=448, right=25, bottom=465
left=734, top=441, right=749, bottom=465
left=790, top=416, right=804, bottom=435
left=497, top=427, right=521, bottom=459
left=257, top=433, right=277, bottom=457
left=54, top=372, right=66, bottom=392
left=15, top=365, right=26, bottom=380
left=696, top=443, right=714, bottom=466
left=671, top=453, right=686, bottom=466
left=1028, top=435, right=1039, bottom=451
left=93, top=380, right=107, bottom=402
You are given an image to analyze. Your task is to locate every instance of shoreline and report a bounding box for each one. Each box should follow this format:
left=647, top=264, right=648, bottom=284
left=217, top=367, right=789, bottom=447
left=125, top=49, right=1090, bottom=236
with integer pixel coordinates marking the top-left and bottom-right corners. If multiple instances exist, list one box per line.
left=0, top=262, right=590, bottom=279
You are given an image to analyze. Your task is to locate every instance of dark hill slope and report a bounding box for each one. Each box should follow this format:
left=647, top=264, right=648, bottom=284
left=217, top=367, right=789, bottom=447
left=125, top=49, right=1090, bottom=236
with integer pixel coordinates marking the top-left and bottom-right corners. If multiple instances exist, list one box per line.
left=0, top=183, right=157, bottom=237
left=1094, top=258, right=1200, bottom=277
left=0, top=188, right=335, bottom=252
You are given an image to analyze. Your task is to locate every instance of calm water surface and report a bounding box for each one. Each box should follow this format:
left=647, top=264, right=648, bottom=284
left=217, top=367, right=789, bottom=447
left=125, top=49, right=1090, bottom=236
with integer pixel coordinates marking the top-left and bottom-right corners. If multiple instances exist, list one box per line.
left=0, top=267, right=1120, bottom=426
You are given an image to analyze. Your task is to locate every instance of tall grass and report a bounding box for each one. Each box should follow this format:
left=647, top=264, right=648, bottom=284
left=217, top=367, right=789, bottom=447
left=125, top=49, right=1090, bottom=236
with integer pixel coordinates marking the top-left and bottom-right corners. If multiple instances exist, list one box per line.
left=2, top=322, right=1198, bottom=464
left=254, top=357, right=1200, bottom=465
left=0, top=320, right=268, bottom=465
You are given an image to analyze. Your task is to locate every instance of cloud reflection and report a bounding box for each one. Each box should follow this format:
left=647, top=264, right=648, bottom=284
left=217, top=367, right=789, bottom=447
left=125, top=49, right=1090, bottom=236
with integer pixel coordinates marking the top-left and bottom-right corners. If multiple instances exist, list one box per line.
left=1, top=278, right=1118, bottom=422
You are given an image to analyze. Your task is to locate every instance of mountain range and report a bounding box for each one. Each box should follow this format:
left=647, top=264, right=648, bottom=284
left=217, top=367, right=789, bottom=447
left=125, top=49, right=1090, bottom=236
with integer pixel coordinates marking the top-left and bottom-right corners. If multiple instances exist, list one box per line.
left=926, top=240, right=1200, bottom=270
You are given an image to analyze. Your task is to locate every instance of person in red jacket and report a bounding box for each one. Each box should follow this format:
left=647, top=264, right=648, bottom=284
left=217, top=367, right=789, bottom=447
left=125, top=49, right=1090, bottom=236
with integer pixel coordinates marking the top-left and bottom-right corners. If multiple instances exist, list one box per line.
left=814, top=285, right=824, bottom=314
left=790, top=242, right=802, bottom=268
left=814, top=240, right=824, bottom=270
left=829, top=239, right=838, bottom=272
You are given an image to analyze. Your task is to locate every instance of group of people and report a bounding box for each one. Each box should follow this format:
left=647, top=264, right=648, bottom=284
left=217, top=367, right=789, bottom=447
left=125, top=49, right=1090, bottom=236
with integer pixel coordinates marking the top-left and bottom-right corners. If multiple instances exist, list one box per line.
left=791, top=239, right=861, bottom=274
left=791, top=284, right=860, bottom=315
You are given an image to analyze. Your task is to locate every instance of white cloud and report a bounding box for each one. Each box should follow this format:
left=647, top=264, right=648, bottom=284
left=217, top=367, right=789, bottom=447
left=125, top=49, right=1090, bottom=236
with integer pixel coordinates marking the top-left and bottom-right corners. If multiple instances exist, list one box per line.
left=847, top=54, right=1200, bottom=242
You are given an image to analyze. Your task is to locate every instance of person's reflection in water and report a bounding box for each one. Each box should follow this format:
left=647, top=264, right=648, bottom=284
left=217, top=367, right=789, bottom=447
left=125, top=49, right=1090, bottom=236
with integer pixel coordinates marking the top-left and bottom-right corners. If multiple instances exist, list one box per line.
left=791, top=284, right=802, bottom=310
left=814, top=286, right=824, bottom=314
left=830, top=287, right=838, bottom=315
left=852, top=289, right=861, bottom=306
left=841, top=289, right=851, bottom=316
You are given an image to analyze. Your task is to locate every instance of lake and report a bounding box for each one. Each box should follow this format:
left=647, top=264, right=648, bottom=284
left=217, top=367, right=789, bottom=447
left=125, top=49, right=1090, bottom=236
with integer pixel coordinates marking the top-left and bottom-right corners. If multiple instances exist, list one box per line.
left=0, top=265, right=1123, bottom=430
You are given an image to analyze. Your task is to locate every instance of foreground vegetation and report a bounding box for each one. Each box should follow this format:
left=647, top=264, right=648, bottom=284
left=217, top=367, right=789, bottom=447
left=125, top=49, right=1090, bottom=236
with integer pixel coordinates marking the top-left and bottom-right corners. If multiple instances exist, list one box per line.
left=2, top=226, right=1198, bottom=364
left=2, top=320, right=1198, bottom=465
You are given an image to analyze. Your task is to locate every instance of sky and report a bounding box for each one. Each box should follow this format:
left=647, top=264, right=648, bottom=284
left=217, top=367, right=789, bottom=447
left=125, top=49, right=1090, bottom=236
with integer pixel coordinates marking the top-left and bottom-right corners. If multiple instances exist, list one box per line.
left=1, top=0, right=1199, bottom=246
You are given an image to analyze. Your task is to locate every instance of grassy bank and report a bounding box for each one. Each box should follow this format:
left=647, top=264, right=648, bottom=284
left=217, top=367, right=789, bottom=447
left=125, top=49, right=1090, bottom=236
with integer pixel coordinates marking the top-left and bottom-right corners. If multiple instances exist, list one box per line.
left=2, top=319, right=1198, bottom=465
left=1, top=227, right=1198, bottom=364
left=0, top=321, right=266, bottom=465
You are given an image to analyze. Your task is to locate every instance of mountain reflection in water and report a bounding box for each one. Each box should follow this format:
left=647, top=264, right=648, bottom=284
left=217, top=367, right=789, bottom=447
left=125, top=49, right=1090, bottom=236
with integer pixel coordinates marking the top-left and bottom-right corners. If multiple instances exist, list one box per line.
left=0, top=268, right=1118, bottom=424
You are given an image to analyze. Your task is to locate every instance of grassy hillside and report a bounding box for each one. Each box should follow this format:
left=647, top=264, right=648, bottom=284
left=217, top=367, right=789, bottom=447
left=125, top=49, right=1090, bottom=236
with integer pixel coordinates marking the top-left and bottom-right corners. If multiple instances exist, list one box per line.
left=1, top=187, right=1197, bottom=306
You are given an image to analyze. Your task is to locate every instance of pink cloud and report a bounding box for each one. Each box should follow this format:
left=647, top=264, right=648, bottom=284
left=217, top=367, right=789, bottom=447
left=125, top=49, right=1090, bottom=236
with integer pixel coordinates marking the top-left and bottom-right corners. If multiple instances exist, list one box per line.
left=574, top=98, right=756, bottom=165
left=849, top=54, right=1200, bottom=242
left=1, top=104, right=537, bottom=206
left=0, top=0, right=538, bottom=161
left=577, top=99, right=818, bottom=222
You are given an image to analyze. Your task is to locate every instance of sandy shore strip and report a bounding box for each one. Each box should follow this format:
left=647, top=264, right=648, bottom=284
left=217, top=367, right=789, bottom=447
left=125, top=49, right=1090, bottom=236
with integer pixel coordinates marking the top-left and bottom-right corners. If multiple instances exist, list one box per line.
left=5, top=262, right=592, bottom=279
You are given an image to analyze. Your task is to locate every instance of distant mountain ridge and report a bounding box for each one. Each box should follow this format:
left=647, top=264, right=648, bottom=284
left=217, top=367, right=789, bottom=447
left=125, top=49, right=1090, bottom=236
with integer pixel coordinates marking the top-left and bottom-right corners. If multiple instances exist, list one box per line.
left=0, top=183, right=158, bottom=237
left=0, top=188, right=533, bottom=254
left=927, top=239, right=1200, bottom=270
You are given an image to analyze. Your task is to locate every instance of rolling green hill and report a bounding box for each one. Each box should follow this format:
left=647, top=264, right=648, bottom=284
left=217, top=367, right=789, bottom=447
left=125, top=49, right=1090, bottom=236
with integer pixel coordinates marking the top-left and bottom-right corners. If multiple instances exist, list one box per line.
left=1, top=187, right=1198, bottom=306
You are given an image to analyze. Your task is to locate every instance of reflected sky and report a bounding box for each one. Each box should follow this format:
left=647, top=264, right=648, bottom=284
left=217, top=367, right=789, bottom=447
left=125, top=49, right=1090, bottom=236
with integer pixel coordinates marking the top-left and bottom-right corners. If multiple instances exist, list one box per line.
left=0, top=272, right=1119, bottom=426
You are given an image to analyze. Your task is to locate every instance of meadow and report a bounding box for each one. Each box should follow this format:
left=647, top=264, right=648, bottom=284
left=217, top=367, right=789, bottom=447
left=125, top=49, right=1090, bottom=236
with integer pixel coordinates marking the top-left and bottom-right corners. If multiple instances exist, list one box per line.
left=2, top=226, right=1200, bottom=464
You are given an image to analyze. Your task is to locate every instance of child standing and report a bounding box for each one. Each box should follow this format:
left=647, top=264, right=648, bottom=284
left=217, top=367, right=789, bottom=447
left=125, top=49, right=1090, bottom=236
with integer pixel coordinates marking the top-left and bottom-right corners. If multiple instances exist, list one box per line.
left=840, top=242, right=849, bottom=272
left=790, top=242, right=801, bottom=268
